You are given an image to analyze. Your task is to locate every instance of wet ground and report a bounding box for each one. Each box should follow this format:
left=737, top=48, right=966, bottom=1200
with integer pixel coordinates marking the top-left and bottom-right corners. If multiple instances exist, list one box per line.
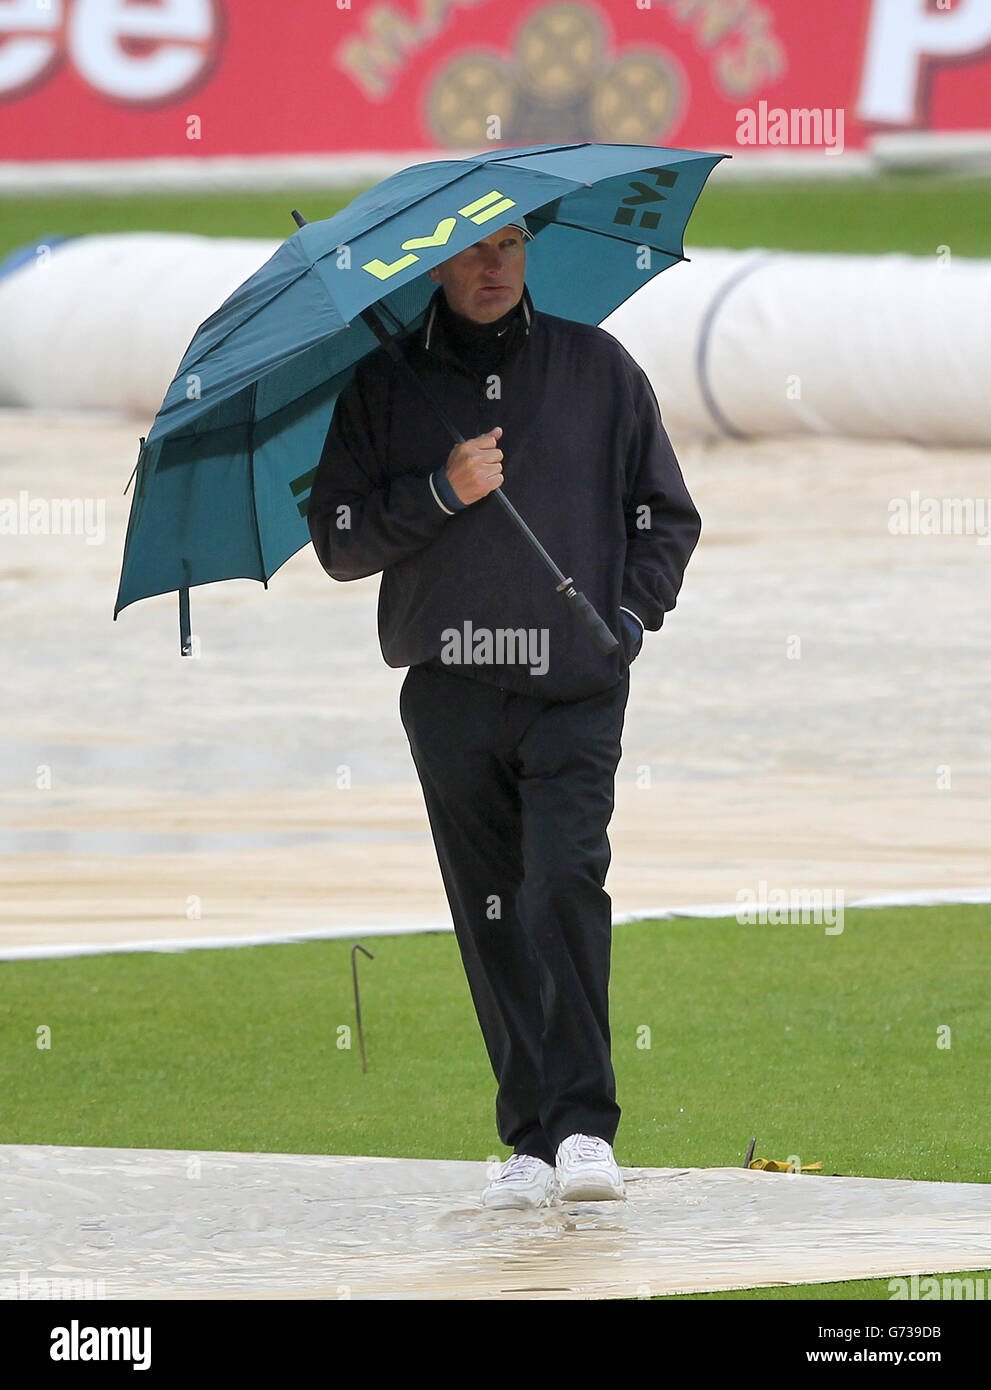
left=2, top=1144, right=989, bottom=1299
left=2, top=410, right=989, bottom=952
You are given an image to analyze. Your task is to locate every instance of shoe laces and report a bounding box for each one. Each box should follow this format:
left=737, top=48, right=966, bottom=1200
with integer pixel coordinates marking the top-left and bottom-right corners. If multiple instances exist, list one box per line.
left=568, top=1134, right=609, bottom=1160
left=501, top=1154, right=546, bottom=1178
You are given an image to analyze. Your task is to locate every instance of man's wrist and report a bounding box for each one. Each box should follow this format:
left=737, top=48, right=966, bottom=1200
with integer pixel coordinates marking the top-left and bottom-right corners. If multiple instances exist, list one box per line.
left=430, top=466, right=468, bottom=514
left=620, top=607, right=644, bottom=661
left=620, top=606, right=645, bottom=634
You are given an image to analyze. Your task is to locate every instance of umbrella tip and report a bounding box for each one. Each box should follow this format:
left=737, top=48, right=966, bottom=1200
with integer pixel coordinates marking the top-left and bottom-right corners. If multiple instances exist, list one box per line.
left=291, top=209, right=307, bottom=228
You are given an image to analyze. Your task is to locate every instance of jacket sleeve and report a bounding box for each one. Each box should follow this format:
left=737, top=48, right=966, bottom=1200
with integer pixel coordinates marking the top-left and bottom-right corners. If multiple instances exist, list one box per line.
left=308, top=361, right=453, bottom=581
left=619, top=355, right=702, bottom=631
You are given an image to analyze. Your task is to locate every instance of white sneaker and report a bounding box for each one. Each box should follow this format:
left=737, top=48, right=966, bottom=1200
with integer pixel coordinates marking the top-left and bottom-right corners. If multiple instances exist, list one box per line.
left=555, top=1133, right=626, bottom=1200
left=481, top=1154, right=557, bottom=1210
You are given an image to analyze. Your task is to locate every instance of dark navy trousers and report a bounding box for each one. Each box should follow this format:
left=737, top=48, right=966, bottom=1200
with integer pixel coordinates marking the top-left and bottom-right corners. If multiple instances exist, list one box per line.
left=399, top=660, right=630, bottom=1165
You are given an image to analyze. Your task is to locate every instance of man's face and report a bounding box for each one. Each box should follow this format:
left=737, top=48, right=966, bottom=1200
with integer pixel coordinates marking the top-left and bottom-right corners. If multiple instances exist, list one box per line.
left=428, top=226, right=526, bottom=323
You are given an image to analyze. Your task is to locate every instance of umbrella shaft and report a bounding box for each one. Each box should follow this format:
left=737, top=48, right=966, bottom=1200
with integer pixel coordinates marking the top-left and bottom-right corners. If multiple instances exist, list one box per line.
left=361, top=305, right=568, bottom=583
left=490, top=488, right=567, bottom=584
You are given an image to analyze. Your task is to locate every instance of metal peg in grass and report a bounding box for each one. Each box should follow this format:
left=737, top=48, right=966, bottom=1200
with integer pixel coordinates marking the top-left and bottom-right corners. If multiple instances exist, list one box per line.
left=744, top=1136, right=757, bottom=1168
left=351, top=944, right=374, bottom=1073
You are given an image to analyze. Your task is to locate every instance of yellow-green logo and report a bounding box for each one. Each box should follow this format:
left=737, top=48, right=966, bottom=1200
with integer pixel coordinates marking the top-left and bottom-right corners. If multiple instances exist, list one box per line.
left=361, top=190, right=519, bottom=280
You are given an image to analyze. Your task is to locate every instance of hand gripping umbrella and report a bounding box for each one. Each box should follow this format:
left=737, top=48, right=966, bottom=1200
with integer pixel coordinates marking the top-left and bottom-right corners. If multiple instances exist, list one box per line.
left=114, top=142, right=727, bottom=654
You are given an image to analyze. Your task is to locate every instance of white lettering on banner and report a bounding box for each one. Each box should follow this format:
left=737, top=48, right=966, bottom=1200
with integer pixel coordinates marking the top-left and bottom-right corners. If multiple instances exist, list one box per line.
left=858, top=0, right=991, bottom=126
left=0, top=0, right=219, bottom=102
left=0, top=0, right=62, bottom=94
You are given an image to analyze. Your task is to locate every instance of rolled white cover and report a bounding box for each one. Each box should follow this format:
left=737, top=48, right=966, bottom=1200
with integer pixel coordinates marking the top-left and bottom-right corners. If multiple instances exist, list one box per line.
left=1, top=233, right=988, bottom=444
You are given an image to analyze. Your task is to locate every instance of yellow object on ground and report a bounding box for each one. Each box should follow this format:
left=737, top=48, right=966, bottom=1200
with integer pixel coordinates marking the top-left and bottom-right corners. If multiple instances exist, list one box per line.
left=749, top=1159, right=823, bottom=1173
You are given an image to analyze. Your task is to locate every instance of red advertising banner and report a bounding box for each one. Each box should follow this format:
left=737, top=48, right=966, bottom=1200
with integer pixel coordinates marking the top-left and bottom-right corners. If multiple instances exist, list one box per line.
left=1, top=0, right=990, bottom=162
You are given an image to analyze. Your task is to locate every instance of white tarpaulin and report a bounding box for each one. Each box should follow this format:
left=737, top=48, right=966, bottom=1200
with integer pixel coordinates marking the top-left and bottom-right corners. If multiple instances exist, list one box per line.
left=2, top=1145, right=989, bottom=1300
left=1, top=234, right=989, bottom=444
left=2, top=413, right=990, bottom=953
left=604, top=247, right=991, bottom=446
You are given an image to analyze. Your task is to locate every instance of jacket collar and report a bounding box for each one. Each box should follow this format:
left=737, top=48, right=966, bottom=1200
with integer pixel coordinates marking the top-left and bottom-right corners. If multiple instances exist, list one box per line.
left=422, top=283, right=534, bottom=360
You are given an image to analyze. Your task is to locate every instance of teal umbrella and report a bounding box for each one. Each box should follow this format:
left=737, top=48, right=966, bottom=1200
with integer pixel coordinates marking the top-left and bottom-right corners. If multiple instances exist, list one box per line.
left=114, top=141, right=727, bottom=653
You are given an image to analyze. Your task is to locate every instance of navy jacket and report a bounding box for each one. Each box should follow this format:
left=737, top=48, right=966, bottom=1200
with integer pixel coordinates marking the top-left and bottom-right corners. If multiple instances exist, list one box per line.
left=308, top=283, right=701, bottom=702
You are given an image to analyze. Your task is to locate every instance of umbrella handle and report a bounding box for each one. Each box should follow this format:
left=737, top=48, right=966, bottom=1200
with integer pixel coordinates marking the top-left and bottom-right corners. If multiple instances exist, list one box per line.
left=560, top=582, right=623, bottom=657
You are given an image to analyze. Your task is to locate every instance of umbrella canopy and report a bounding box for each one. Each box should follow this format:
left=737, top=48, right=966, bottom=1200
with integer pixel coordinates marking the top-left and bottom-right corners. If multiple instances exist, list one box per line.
left=114, top=141, right=727, bottom=641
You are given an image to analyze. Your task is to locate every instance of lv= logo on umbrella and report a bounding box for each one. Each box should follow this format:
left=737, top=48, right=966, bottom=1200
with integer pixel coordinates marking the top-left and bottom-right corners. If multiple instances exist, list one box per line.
left=287, top=171, right=674, bottom=510
left=113, top=143, right=727, bottom=656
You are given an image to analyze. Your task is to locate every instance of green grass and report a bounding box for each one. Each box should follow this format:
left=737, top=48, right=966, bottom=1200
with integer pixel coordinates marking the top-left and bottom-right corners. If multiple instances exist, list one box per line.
left=652, top=1269, right=991, bottom=1300
left=3, top=904, right=987, bottom=1299
left=3, top=904, right=987, bottom=1174
left=0, top=190, right=368, bottom=265
left=2, top=173, right=990, bottom=266
left=685, top=173, right=991, bottom=257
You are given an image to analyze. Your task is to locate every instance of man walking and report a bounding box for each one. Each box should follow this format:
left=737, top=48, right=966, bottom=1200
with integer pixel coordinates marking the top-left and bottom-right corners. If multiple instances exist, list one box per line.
left=308, top=221, right=701, bottom=1208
